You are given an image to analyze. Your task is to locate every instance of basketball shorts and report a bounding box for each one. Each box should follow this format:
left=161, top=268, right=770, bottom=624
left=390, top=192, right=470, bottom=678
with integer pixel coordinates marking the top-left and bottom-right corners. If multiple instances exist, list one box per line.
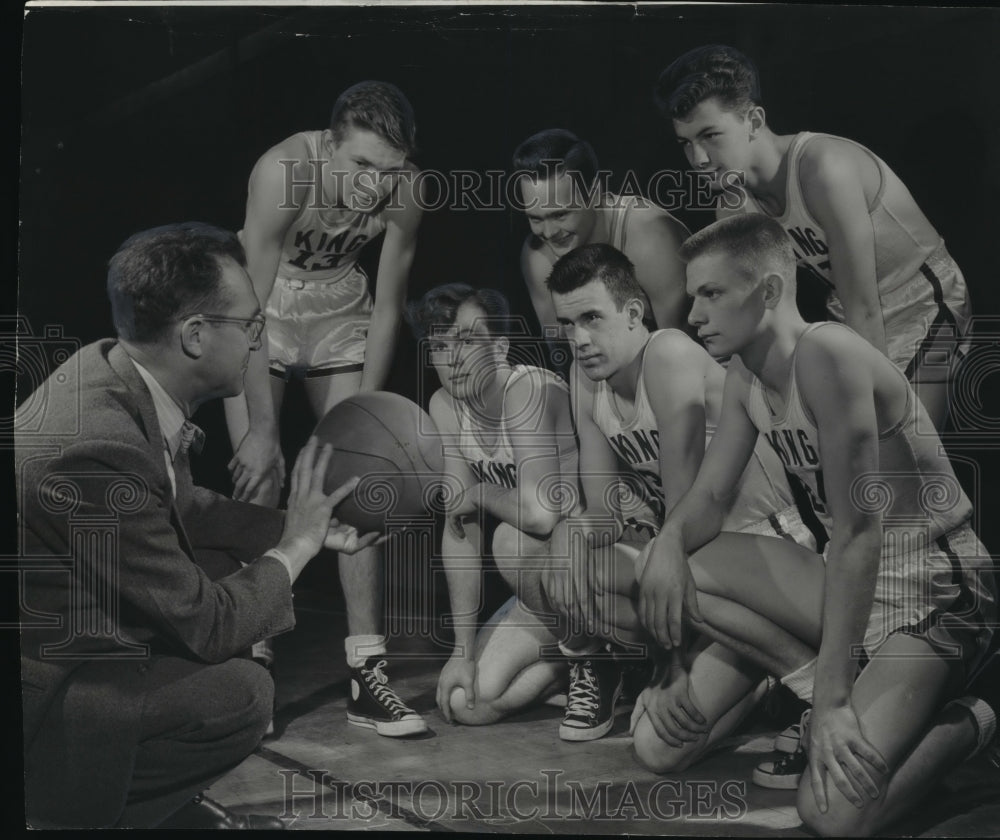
left=631, top=503, right=817, bottom=580
left=825, top=241, right=973, bottom=384
left=264, top=268, right=373, bottom=377
left=820, top=520, right=997, bottom=685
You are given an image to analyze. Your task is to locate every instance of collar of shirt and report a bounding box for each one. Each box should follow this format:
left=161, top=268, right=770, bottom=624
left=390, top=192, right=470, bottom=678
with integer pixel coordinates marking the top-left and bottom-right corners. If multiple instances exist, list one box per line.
left=128, top=356, right=188, bottom=461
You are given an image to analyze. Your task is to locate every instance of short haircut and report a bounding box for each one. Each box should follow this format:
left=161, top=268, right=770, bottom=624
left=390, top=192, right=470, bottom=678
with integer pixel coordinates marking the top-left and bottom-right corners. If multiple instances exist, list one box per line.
left=679, top=214, right=795, bottom=282
left=654, top=44, right=761, bottom=121
left=330, top=80, right=417, bottom=158
left=512, top=128, right=599, bottom=190
left=405, top=283, right=512, bottom=340
left=107, top=222, right=246, bottom=343
left=546, top=243, right=644, bottom=310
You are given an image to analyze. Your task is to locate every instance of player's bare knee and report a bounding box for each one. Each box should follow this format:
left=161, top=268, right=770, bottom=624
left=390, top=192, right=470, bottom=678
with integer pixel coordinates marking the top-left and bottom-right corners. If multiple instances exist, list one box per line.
left=632, top=714, right=699, bottom=774
left=491, top=522, right=520, bottom=560
left=448, top=686, right=501, bottom=726
left=795, top=773, right=874, bottom=838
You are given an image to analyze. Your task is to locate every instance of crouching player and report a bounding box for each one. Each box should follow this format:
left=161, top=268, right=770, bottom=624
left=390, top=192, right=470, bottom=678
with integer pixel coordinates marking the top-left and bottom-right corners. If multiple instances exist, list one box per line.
left=542, top=243, right=817, bottom=744
left=406, top=284, right=582, bottom=725
left=645, top=213, right=996, bottom=836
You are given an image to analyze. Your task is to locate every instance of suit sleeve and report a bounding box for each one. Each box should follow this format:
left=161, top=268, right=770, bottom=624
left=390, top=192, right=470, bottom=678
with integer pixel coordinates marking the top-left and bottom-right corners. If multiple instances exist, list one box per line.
left=25, top=437, right=296, bottom=664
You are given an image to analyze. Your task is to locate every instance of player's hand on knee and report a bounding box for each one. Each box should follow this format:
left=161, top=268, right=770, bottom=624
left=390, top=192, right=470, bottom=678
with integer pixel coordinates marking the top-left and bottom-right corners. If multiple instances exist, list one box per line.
left=638, top=540, right=701, bottom=650
left=632, top=672, right=708, bottom=749
left=437, top=653, right=477, bottom=723
left=230, top=428, right=285, bottom=502
left=807, top=703, right=889, bottom=813
left=542, top=562, right=573, bottom=623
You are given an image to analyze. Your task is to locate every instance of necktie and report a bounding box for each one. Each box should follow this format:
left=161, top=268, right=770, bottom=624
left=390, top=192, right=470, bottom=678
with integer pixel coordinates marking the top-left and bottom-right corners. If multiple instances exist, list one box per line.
left=178, top=420, right=205, bottom=457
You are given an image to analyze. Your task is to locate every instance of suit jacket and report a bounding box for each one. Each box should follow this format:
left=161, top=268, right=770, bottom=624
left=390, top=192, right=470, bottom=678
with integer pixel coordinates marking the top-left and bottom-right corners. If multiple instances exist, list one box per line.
left=17, top=340, right=292, bottom=826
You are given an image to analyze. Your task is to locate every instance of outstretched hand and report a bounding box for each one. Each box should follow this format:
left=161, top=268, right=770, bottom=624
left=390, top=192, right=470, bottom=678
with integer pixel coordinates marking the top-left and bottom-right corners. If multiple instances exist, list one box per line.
left=282, top=437, right=381, bottom=559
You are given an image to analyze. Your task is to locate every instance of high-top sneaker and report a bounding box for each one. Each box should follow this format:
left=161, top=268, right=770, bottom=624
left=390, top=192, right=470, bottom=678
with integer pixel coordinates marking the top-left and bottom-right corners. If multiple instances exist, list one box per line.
left=559, top=656, right=624, bottom=741
left=347, top=657, right=428, bottom=737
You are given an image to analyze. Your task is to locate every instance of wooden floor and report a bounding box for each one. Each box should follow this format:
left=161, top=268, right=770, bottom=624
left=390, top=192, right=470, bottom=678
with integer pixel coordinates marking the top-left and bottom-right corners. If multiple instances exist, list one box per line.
left=206, top=585, right=1000, bottom=835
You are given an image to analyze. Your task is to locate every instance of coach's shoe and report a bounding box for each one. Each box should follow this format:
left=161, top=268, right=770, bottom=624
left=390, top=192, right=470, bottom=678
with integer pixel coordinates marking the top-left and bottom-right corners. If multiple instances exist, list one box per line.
left=559, top=656, right=624, bottom=741
left=347, top=657, right=428, bottom=737
left=774, top=708, right=812, bottom=754
left=158, top=794, right=285, bottom=829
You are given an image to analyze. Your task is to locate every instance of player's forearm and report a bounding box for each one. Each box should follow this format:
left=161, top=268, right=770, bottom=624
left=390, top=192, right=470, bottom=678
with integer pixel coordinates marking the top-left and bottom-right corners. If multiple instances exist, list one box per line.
left=441, top=526, right=482, bottom=654
left=360, top=307, right=402, bottom=391
left=241, top=342, right=279, bottom=433
left=659, top=483, right=727, bottom=555
left=840, top=297, right=888, bottom=356
left=813, top=527, right=882, bottom=709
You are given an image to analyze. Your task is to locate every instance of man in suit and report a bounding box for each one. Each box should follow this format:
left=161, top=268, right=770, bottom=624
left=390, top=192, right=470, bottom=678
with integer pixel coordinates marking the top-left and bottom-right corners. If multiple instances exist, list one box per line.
left=17, top=222, right=378, bottom=829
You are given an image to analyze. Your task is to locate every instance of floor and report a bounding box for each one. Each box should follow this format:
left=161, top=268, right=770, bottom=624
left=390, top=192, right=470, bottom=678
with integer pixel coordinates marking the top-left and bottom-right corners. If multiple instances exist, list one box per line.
left=203, top=562, right=1000, bottom=836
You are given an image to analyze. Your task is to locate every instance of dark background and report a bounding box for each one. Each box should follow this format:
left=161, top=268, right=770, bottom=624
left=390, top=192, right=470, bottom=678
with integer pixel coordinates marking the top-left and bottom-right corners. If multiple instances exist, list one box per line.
left=19, top=2, right=1000, bottom=521
left=11, top=6, right=1000, bottom=824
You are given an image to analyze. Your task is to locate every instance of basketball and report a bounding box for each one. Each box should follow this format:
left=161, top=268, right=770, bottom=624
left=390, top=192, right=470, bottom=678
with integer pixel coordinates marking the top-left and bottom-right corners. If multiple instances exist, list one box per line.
left=312, top=392, right=444, bottom=533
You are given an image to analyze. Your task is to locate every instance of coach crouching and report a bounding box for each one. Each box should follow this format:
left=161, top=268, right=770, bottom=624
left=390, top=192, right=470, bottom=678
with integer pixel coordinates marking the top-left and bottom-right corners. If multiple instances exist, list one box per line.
left=16, top=222, right=377, bottom=829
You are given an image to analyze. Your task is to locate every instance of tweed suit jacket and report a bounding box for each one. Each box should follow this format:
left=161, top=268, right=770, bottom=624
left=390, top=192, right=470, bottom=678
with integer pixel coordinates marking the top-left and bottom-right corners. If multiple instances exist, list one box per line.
left=17, top=339, right=293, bottom=826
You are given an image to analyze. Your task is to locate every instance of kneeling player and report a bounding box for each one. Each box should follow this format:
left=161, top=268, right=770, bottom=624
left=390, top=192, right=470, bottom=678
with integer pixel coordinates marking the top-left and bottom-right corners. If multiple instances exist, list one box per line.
left=643, top=213, right=996, bottom=837
left=542, top=243, right=816, bottom=745
left=407, top=284, right=582, bottom=725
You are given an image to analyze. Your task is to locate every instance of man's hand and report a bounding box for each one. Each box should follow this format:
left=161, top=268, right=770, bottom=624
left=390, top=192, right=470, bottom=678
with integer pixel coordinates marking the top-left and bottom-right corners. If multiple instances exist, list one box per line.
left=807, top=703, right=888, bottom=813
left=638, top=537, right=702, bottom=649
left=629, top=668, right=709, bottom=748
left=436, top=653, right=477, bottom=724
left=230, top=428, right=285, bottom=503
left=281, top=437, right=380, bottom=560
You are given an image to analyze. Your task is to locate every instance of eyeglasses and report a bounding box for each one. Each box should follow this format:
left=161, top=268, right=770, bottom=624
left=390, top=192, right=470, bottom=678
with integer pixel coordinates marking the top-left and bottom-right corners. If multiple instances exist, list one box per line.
left=426, top=333, right=495, bottom=360
left=183, top=313, right=266, bottom=349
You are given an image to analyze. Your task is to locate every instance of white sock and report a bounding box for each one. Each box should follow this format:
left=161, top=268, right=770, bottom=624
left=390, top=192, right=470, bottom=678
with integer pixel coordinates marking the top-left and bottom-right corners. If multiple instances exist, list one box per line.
left=345, top=635, right=386, bottom=669
left=948, top=696, right=997, bottom=757
left=780, top=658, right=816, bottom=704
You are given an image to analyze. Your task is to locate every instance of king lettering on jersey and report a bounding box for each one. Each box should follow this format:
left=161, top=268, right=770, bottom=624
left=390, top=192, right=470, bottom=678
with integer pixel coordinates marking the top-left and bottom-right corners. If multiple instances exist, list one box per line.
left=471, top=459, right=518, bottom=489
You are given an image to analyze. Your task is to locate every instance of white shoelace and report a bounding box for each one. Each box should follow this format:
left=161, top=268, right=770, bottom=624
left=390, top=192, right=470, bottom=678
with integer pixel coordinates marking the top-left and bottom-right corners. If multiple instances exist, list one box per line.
left=362, top=660, right=411, bottom=715
left=566, top=660, right=600, bottom=716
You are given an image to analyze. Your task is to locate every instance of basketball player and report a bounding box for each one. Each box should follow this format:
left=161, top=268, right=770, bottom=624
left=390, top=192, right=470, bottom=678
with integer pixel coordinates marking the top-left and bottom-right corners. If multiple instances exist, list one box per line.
left=643, top=213, right=995, bottom=836
left=406, top=284, right=582, bottom=726
left=543, top=243, right=816, bottom=746
left=512, top=129, right=691, bottom=364
left=655, top=45, right=972, bottom=429
left=225, top=81, right=425, bottom=737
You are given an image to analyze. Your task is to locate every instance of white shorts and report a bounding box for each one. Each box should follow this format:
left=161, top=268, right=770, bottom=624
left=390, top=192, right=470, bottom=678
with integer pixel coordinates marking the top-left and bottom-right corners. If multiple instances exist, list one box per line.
left=631, top=503, right=818, bottom=580
left=826, top=241, right=972, bottom=383
left=831, top=520, right=996, bottom=676
left=264, top=268, right=372, bottom=376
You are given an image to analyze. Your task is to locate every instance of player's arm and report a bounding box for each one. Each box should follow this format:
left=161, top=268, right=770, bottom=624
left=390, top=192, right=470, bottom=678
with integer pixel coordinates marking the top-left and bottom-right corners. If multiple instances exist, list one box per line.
left=799, top=139, right=886, bottom=355
left=224, top=142, right=303, bottom=503
left=429, top=390, right=483, bottom=648
left=360, top=169, right=423, bottom=392
left=520, top=242, right=562, bottom=346
left=627, top=212, right=692, bottom=332
left=429, top=389, right=485, bottom=719
left=545, top=362, right=623, bottom=630
left=795, top=330, right=889, bottom=811
left=642, top=360, right=761, bottom=649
